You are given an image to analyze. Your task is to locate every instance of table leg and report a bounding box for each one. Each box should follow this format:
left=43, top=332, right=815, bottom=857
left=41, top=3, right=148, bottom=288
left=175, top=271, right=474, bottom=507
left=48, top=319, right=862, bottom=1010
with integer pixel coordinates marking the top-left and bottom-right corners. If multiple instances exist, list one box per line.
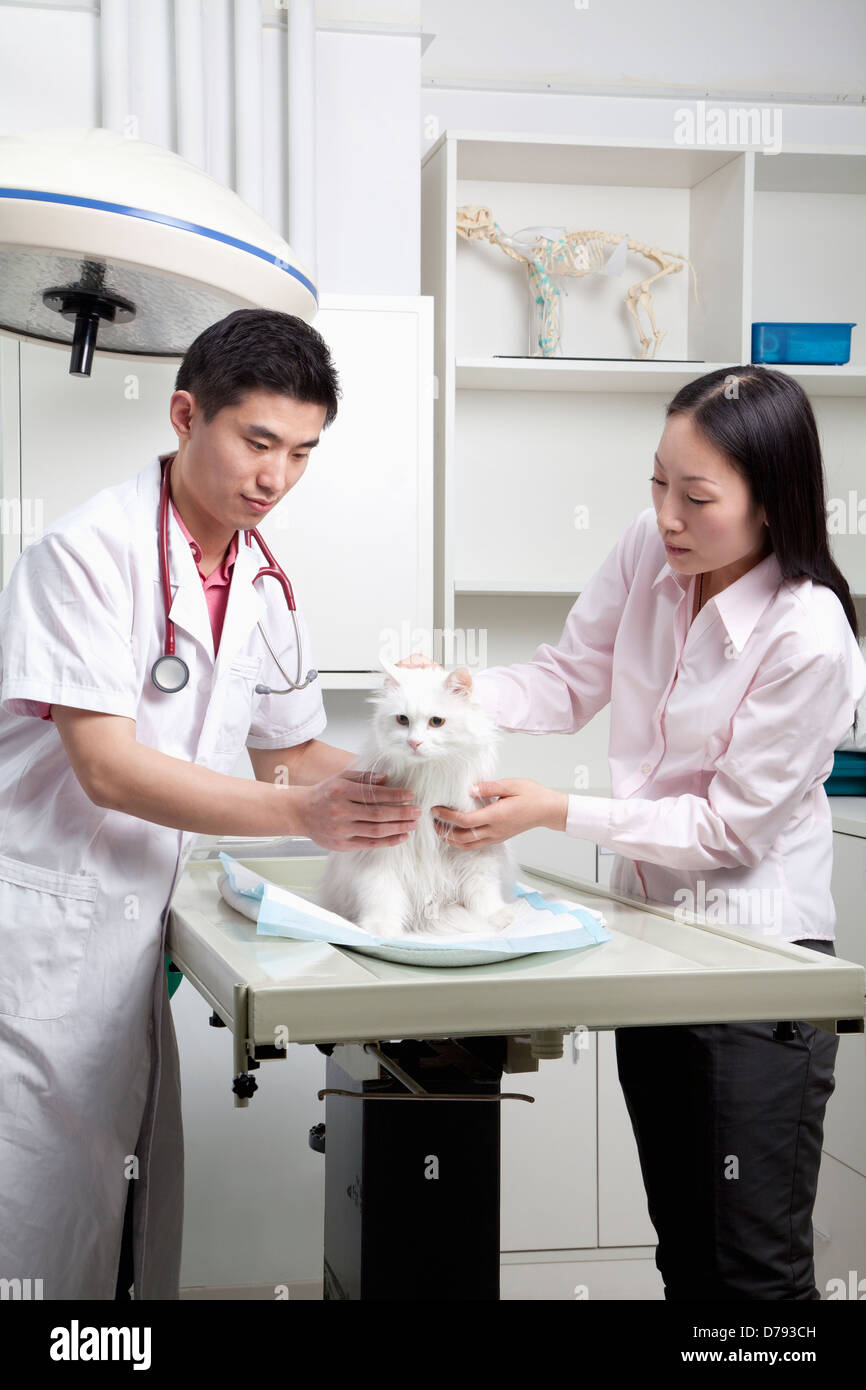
left=319, top=1036, right=506, bottom=1300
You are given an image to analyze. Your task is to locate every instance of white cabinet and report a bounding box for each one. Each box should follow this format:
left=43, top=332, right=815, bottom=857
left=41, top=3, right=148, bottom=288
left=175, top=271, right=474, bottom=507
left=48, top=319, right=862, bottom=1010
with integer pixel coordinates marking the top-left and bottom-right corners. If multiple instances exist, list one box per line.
left=1, top=293, right=434, bottom=683
left=825, top=828, right=866, bottom=1178
left=4, top=338, right=180, bottom=579
left=512, top=827, right=595, bottom=883
left=254, top=296, right=434, bottom=674
left=596, top=845, right=615, bottom=888
left=501, top=833, right=659, bottom=1281
left=596, top=1031, right=658, bottom=1247
left=813, top=1153, right=866, bottom=1300
left=500, top=1032, right=597, bottom=1252
left=499, top=1029, right=664, bottom=1299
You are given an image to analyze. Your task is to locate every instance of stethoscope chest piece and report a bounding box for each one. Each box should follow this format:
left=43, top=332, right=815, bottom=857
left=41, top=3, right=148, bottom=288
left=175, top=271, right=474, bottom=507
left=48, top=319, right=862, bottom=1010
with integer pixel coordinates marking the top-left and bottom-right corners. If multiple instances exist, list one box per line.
left=151, top=654, right=190, bottom=693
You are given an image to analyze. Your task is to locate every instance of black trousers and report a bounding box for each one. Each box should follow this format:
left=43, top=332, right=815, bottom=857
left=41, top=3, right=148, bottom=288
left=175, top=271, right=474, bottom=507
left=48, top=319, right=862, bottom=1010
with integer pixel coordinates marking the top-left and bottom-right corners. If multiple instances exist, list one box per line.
left=614, top=938, right=839, bottom=1301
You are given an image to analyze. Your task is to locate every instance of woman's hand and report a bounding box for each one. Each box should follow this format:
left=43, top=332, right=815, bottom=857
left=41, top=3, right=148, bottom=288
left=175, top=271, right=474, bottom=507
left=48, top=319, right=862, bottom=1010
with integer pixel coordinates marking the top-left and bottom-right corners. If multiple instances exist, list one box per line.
left=432, top=779, right=568, bottom=848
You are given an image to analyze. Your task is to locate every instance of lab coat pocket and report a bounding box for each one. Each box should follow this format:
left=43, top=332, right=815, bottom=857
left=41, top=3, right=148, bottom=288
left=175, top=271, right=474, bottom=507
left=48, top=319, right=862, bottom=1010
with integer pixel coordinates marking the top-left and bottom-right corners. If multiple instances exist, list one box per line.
left=214, top=655, right=262, bottom=753
left=0, top=853, right=99, bottom=1020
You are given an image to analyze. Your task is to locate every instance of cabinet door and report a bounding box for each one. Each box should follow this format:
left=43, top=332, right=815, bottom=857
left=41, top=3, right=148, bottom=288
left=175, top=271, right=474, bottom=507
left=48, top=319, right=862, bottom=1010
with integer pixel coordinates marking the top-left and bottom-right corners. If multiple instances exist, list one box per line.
left=500, top=1033, right=597, bottom=1251
left=825, top=830, right=866, bottom=1177
left=17, top=338, right=177, bottom=542
left=257, top=297, right=433, bottom=672
left=597, top=1030, right=658, bottom=1246
left=512, top=826, right=596, bottom=883
left=597, top=844, right=615, bottom=887
left=813, top=1153, right=866, bottom=1297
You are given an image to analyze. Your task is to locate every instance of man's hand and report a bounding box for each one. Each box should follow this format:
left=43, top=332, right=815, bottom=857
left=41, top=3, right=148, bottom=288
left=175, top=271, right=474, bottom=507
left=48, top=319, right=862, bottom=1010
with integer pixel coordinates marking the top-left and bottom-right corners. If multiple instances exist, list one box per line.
left=296, top=769, right=421, bottom=851
left=432, top=778, right=568, bottom=848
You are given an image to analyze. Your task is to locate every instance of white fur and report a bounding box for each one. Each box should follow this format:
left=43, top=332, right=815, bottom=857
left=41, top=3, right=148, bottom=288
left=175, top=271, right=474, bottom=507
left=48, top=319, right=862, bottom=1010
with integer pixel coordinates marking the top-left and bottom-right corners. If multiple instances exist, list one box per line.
left=316, top=661, right=516, bottom=938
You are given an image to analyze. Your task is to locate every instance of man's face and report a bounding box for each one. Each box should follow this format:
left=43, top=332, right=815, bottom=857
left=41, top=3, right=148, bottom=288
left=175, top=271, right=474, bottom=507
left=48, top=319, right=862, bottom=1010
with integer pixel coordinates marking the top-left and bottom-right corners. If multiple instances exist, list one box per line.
left=170, top=387, right=326, bottom=532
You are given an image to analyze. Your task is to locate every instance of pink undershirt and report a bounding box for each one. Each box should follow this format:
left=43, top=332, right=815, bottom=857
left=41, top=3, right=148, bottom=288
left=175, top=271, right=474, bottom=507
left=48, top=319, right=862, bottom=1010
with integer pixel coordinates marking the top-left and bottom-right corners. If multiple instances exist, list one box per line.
left=41, top=500, right=238, bottom=723
left=168, top=497, right=239, bottom=657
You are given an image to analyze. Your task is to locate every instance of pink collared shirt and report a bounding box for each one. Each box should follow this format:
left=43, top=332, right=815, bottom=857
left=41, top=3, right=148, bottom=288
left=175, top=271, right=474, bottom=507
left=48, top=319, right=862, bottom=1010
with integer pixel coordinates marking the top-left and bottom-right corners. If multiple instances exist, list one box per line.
left=472, top=506, right=866, bottom=942
left=169, top=498, right=238, bottom=658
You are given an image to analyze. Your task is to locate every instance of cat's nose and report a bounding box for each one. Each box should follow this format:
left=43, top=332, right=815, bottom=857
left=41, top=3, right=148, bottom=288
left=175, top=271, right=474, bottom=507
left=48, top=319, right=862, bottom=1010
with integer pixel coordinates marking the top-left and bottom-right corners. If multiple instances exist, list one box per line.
left=408, top=738, right=423, bottom=750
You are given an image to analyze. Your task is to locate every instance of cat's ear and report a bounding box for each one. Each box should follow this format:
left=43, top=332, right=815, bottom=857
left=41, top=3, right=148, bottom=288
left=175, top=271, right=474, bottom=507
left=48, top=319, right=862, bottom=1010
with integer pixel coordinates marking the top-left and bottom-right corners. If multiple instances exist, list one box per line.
left=378, top=654, right=402, bottom=688
left=445, top=666, right=473, bottom=699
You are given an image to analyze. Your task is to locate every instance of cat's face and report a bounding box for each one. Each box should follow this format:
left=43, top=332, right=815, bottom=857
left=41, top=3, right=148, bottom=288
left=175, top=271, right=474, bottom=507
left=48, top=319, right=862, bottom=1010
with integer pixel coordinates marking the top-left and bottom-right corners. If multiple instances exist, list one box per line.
left=368, top=663, right=496, bottom=766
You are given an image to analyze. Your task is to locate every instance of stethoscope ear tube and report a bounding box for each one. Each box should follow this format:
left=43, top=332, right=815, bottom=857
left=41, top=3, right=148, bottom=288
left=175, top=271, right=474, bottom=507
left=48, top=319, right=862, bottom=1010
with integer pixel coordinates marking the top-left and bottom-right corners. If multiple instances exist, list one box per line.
left=155, top=455, right=185, bottom=692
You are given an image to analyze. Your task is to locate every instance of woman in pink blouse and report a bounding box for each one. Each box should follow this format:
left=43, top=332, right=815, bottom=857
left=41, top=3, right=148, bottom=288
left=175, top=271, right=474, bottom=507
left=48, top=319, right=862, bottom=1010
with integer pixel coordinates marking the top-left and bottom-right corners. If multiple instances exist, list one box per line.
left=402, top=363, right=865, bottom=1300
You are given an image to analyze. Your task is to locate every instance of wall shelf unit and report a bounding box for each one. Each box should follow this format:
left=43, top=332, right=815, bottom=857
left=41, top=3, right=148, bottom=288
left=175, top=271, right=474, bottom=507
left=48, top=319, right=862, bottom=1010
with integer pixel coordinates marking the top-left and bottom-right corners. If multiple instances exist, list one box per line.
left=422, top=129, right=866, bottom=640
left=456, top=357, right=866, bottom=397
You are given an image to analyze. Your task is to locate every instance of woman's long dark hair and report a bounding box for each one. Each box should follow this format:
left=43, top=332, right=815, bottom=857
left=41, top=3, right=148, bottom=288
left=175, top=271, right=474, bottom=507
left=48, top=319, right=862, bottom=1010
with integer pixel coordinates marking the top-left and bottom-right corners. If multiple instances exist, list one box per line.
left=665, top=365, right=859, bottom=643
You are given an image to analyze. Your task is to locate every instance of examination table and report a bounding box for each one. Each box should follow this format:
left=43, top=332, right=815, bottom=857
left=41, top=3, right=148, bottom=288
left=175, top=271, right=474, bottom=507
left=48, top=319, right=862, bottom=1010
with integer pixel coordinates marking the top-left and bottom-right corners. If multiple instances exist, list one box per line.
left=165, top=841, right=866, bottom=1301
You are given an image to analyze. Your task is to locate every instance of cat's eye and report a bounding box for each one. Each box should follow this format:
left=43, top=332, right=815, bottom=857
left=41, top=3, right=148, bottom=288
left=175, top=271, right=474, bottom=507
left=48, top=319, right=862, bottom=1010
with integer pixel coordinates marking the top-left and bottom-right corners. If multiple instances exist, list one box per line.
left=428, top=716, right=445, bottom=727
left=396, top=714, right=410, bottom=725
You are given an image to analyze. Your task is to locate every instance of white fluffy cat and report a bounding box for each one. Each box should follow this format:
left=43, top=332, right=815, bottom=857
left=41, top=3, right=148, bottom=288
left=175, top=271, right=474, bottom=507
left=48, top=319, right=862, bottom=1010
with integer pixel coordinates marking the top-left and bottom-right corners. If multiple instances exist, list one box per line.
left=315, top=659, right=516, bottom=939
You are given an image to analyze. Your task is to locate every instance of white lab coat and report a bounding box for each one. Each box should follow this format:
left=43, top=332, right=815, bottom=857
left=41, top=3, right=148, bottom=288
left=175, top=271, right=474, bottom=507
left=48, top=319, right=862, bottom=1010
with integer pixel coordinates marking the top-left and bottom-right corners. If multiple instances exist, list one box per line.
left=0, top=452, right=327, bottom=1298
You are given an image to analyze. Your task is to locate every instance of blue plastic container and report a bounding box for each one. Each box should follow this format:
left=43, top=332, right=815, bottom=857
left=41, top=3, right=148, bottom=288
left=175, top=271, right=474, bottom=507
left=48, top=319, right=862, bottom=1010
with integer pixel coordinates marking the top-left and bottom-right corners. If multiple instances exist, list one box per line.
left=826, top=750, right=866, bottom=796
left=752, top=322, right=856, bottom=365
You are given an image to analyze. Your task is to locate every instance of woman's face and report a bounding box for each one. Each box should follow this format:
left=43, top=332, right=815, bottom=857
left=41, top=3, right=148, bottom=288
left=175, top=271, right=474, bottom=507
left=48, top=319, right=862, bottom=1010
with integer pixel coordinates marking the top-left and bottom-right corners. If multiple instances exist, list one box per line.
left=651, top=412, right=770, bottom=584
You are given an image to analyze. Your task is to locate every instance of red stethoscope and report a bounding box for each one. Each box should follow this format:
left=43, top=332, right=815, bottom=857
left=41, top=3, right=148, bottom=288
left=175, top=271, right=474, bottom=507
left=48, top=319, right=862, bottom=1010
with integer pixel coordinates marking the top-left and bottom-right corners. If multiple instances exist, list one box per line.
left=151, top=454, right=318, bottom=695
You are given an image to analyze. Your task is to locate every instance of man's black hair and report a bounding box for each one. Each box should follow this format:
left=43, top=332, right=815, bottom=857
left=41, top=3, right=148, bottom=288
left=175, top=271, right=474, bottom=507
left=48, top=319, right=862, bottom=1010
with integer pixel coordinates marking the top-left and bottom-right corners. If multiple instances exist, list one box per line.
left=175, top=308, right=341, bottom=427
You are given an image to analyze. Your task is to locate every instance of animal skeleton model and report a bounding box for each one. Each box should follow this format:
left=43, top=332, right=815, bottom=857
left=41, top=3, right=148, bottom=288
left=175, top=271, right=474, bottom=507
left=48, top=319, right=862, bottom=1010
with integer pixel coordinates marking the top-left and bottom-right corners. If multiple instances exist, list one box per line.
left=456, top=204, right=700, bottom=360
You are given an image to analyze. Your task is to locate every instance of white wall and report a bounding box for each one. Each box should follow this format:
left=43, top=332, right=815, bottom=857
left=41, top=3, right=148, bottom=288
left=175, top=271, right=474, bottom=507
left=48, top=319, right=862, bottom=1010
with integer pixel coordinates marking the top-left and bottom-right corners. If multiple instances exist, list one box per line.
left=419, top=0, right=866, bottom=154
left=316, top=30, right=420, bottom=293
left=2, top=0, right=862, bottom=290
left=421, top=0, right=866, bottom=102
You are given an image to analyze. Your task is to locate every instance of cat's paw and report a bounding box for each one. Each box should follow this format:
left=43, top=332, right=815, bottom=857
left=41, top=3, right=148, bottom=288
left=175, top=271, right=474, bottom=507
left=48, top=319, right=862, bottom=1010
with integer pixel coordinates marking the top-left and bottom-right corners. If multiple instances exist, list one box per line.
left=486, top=904, right=516, bottom=931
left=359, top=918, right=404, bottom=940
